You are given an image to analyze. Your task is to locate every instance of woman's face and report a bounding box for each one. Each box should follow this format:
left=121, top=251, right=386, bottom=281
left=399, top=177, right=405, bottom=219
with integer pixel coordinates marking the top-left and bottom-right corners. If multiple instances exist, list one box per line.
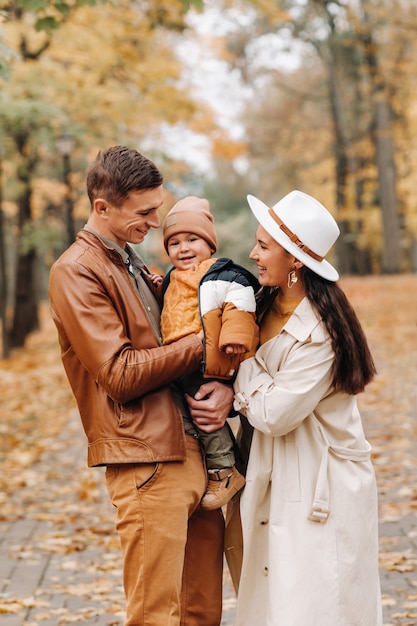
left=249, top=224, right=299, bottom=290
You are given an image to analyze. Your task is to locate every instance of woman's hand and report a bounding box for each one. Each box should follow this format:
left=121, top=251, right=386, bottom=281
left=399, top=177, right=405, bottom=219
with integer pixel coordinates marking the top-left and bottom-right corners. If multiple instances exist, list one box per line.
left=186, top=381, right=234, bottom=433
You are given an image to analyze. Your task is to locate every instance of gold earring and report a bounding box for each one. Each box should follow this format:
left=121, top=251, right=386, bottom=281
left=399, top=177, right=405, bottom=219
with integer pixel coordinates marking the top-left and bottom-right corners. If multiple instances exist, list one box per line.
left=287, top=269, right=298, bottom=289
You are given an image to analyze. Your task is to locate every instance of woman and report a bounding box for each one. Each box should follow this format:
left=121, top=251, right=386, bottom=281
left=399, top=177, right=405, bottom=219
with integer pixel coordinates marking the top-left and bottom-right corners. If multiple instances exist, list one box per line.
left=231, top=190, right=382, bottom=625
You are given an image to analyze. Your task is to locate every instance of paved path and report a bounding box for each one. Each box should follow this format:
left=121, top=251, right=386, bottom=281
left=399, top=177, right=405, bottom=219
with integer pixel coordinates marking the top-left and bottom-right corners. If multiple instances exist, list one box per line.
left=0, top=411, right=236, bottom=626
left=1, top=405, right=416, bottom=626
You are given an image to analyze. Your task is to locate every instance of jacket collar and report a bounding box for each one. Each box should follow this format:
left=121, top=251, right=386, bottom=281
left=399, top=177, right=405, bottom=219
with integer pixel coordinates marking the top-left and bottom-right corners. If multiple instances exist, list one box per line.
left=283, top=297, right=322, bottom=342
left=81, top=227, right=149, bottom=275
left=83, top=224, right=129, bottom=265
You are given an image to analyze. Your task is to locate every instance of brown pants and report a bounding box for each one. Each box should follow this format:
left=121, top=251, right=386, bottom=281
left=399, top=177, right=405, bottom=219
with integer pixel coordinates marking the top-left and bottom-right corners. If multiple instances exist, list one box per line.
left=105, top=436, right=224, bottom=626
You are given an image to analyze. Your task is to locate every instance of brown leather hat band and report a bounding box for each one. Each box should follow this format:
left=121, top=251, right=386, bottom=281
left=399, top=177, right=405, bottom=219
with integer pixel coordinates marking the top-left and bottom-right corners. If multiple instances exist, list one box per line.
left=268, top=208, right=324, bottom=262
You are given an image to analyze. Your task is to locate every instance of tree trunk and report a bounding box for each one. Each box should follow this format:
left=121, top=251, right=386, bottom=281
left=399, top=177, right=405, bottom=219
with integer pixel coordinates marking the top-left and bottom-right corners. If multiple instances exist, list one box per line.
left=10, top=177, right=39, bottom=348
left=374, top=98, right=402, bottom=272
left=10, top=247, right=39, bottom=348
left=0, top=154, right=10, bottom=358
left=360, top=0, right=402, bottom=273
left=326, top=60, right=353, bottom=275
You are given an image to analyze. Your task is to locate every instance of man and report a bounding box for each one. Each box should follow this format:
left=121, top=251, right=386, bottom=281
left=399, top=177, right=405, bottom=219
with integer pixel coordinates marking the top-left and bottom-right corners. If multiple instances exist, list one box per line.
left=48, top=146, right=233, bottom=626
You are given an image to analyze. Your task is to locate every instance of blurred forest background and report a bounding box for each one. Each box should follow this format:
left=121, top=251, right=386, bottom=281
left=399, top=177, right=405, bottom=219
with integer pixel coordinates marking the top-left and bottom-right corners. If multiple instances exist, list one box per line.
left=1, top=0, right=417, bottom=358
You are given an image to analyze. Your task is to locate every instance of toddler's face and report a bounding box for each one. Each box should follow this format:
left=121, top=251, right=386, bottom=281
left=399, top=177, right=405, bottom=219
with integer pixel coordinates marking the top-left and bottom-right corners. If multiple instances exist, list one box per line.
left=167, top=232, right=213, bottom=270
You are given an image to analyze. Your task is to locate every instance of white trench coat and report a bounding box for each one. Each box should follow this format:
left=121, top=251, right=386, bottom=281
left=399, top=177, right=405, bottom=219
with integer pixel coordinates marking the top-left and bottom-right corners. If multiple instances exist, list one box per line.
left=232, top=298, right=382, bottom=626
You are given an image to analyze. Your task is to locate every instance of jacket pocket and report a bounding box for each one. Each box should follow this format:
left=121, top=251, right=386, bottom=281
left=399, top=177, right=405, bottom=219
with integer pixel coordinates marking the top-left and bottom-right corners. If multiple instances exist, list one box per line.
left=115, top=401, right=135, bottom=428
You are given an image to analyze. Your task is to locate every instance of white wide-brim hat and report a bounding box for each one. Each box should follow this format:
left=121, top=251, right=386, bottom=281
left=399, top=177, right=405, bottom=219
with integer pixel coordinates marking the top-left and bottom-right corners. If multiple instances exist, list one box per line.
left=247, top=190, right=340, bottom=281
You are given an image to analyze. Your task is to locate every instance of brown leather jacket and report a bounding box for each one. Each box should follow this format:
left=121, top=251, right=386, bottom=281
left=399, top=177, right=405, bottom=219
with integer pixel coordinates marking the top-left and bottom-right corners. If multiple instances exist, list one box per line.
left=49, top=229, right=202, bottom=466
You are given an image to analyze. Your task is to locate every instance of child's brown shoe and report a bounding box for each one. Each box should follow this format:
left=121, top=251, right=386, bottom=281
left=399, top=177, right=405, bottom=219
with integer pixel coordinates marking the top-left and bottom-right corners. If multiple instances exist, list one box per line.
left=201, top=466, right=245, bottom=510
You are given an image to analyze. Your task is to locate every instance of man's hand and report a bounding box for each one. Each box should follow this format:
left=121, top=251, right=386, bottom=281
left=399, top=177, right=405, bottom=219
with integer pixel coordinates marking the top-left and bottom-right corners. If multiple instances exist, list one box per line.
left=186, top=381, right=234, bottom=433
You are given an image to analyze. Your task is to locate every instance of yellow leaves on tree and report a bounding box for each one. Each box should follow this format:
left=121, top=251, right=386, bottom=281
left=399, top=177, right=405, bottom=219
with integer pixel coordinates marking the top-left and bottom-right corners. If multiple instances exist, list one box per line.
left=1, top=0, right=208, bottom=147
left=211, top=134, right=247, bottom=161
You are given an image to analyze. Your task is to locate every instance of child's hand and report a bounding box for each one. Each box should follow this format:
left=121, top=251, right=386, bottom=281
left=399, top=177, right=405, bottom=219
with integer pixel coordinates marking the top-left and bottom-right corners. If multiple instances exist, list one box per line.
left=224, top=344, right=246, bottom=355
left=150, top=273, right=163, bottom=286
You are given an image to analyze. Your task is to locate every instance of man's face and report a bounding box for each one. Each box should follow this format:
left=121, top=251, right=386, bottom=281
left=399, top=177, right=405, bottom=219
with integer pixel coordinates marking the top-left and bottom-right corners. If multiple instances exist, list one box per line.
left=96, top=185, right=164, bottom=247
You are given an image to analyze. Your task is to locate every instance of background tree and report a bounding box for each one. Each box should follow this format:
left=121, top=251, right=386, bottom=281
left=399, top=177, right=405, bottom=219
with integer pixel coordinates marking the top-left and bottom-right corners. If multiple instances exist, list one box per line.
left=0, top=0, right=108, bottom=77
left=1, top=0, right=416, bottom=358
left=209, top=0, right=417, bottom=273
left=0, top=146, right=8, bottom=357
left=0, top=0, right=214, bottom=354
left=0, top=96, right=64, bottom=348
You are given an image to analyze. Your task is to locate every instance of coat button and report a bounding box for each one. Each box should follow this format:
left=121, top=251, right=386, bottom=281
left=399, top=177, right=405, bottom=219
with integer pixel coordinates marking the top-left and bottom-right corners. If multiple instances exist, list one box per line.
left=259, top=517, right=268, bottom=525
left=263, top=566, right=269, bottom=576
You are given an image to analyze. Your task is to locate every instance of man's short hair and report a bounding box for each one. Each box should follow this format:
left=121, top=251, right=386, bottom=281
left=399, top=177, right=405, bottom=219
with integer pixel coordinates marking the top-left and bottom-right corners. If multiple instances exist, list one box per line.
left=87, top=146, right=163, bottom=208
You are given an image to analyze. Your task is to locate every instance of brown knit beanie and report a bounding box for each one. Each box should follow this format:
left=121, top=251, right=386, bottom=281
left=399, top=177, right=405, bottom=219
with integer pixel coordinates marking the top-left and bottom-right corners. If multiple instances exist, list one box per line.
left=163, top=196, right=217, bottom=253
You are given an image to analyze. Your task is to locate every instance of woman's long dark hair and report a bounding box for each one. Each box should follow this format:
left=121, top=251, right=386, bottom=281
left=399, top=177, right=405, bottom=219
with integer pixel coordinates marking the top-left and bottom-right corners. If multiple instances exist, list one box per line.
left=303, top=268, right=376, bottom=394
left=257, top=268, right=376, bottom=395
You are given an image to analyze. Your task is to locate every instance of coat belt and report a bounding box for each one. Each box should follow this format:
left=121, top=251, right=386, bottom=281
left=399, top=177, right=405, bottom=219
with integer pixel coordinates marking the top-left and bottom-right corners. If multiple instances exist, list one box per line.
left=308, top=434, right=372, bottom=524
